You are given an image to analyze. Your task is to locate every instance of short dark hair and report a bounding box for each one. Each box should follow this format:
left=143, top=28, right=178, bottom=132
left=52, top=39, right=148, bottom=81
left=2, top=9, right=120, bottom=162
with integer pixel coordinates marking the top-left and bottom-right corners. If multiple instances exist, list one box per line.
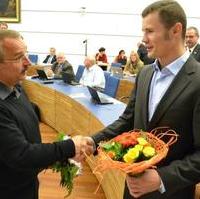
left=99, top=47, right=105, bottom=52
left=119, top=50, right=125, bottom=55
left=142, top=0, right=187, bottom=40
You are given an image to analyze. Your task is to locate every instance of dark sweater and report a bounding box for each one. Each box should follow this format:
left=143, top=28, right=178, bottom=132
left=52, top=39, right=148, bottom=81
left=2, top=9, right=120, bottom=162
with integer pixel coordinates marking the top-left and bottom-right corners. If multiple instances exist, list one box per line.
left=0, top=86, right=75, bottom=198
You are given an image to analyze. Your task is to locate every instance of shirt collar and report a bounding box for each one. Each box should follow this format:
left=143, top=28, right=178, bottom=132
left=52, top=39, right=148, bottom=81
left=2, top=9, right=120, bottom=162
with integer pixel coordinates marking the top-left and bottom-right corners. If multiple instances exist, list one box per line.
left=86, top=64, right=96, bottom=72
left=0, top=82, right=21, bottom=100
left=152, top=51, right=190, bottom=76
left=189, top=43, right=198, bottom=52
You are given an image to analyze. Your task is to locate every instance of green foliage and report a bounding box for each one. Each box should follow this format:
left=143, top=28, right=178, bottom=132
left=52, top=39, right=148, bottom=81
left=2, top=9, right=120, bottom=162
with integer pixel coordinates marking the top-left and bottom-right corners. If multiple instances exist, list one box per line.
left=102, top=142, right=125, bottom=160
left=51, top=161, right=79, bottom=197
left=51, top=132, right=79, bottom=198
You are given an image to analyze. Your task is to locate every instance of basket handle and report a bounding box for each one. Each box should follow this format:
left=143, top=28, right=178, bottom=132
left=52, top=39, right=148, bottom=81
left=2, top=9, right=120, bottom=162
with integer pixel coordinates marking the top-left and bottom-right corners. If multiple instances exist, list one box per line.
left=150, top=127, right=178, bottom=146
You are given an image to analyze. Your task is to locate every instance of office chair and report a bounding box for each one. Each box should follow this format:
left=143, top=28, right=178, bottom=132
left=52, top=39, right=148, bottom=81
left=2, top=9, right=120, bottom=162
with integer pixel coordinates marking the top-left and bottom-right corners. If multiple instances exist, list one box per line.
left=28, top=54, right=38, bottom=65
left=104, top=75, right=120, bottom=98
left=75, top=65, right=85, bottom=82
left=111, top=62, right=122, bottom=68
left=104, top=71, right=111, bottom=84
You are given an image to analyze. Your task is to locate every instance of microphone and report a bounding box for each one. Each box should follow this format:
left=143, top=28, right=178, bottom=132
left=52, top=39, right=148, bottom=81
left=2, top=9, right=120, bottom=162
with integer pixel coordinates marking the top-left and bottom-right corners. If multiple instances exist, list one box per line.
left=83, top=39, right=87, bottom=44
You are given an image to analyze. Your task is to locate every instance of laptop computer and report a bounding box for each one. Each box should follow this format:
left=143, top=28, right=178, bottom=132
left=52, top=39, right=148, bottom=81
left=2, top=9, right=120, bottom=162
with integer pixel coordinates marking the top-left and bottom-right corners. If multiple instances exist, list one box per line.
left=62, top=72, right=80, bottom=86
left=36, top=69, right=54, bottom=84
left=110, top=67, right=123, bottom=78
left=87, top=86, right=113, bottom=105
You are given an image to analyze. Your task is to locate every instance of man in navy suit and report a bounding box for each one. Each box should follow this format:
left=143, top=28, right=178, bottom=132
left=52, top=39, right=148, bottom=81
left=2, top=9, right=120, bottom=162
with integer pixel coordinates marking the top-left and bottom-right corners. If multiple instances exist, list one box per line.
left=185, top=26, right=200, bottom=62
left=89, top=1, right=200, bottom=198
left=43, top=47, right=57, bottom=64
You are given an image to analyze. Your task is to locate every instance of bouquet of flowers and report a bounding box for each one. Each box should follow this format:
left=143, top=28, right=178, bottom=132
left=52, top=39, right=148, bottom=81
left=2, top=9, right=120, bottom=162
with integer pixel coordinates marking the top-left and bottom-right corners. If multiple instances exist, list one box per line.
left=94, top=127, right=178, bottom=175
left=51, top=133, right=82, bottom=198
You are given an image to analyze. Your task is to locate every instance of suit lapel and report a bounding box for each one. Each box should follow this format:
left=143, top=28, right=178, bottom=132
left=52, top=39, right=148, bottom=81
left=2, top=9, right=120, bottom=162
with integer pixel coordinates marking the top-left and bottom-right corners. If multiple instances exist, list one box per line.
left=148, top=57, right=195, bottom=128
left=141, top=67, right=154, bottom=129
left=192, top=44, right=200, bottom=59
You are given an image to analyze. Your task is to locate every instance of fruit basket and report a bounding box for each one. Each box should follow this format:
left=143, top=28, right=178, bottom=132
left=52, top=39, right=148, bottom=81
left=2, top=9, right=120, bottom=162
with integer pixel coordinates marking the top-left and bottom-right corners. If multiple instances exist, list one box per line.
left=94, top=127, right=178, bottom=175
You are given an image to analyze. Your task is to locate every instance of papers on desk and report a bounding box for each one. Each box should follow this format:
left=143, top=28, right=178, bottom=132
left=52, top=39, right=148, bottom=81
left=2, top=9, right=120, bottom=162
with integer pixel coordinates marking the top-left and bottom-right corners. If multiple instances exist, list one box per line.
left=69, top=93, right=86, bottom=98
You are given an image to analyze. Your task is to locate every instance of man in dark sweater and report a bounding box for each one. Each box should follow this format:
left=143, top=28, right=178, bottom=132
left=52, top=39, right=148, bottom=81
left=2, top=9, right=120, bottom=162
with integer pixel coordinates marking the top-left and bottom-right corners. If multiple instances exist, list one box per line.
left=0, top=30, right=93, bottom=199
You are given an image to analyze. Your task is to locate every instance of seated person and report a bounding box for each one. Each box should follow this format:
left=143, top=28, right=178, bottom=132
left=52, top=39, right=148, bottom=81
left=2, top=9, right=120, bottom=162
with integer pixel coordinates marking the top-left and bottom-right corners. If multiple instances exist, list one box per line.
left=43, top=47, right=57, bottom=64
left=95, top=47, right=108, bottom=64
left=113, top=49, right=127, bottom=66
left=80, top=55, right=105, bottom=89
left=137, top=42, right=155, bottom=65
left=46, top=52, right=75, bottom=79
left=124, top=50, right=144, bottom=75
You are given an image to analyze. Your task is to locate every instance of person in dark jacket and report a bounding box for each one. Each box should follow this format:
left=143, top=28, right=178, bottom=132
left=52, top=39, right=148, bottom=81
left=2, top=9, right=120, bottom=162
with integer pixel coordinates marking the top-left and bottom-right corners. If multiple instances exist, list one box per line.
left=0, top=30, right=93, bottom=199
left=88, top=1, right=200, bottom=198
left=43, top=47, right=57, bottom=64
left=185, top=26, right=200, bottom=62
left=137, top=42, right=155, bottom=65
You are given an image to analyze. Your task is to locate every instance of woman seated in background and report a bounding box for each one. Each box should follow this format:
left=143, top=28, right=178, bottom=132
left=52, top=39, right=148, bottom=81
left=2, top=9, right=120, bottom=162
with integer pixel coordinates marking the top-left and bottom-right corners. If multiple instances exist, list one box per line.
left=95, top=47, right=108, bottom=63
left=123, top=50, right=144, bottom=76
left=113, top=49, right=127, bottom=66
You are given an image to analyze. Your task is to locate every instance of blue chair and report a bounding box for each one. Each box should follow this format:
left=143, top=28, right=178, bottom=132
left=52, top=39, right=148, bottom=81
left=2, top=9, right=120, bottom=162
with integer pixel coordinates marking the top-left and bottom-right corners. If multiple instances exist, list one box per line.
left=111, top=62, right=122, bottom=68
left=75, top=65, right=85, bottom=82
left=28, top=54, right=38, bottom=65
left=104, top=71, right=111, bottom=84
left=104, top=75, right=120, bottom=98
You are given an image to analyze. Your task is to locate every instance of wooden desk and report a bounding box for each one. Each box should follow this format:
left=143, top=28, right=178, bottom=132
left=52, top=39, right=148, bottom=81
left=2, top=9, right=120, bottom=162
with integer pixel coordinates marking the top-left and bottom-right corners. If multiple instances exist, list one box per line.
left=22, top=79, right=126, bottom=199
left=116, top=79, right=135, bottom=103
left=26, top=64, right=52, bottom=76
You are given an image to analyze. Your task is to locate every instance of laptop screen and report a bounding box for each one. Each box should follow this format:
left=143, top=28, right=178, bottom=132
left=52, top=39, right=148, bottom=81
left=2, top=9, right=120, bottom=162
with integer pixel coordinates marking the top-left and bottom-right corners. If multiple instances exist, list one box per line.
left=87, top=86, right=101, bottom=102
left=36, top=69, right=48, bottom=80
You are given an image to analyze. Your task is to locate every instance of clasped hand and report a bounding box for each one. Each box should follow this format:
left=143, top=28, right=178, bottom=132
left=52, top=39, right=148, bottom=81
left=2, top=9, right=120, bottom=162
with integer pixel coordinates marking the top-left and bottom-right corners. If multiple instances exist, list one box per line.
left=72, top=135, right=95, bottom=162
left=126, top=169, right=161, bottom=198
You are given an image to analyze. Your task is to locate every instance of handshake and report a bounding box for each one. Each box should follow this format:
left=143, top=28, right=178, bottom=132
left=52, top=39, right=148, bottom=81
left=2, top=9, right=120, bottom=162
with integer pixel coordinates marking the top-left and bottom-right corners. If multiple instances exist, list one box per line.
left=71, top=135, right=95, bottom=162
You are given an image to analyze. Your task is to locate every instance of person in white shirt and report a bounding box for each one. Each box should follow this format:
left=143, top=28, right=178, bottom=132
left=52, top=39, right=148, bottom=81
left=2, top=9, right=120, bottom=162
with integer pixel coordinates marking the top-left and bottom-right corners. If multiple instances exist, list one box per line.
left=80, top=55, right=105, bottom=89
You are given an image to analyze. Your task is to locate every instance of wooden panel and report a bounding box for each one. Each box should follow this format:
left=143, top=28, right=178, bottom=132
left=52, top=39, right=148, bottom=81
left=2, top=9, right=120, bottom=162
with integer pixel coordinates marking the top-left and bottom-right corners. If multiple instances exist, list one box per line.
left=116, top=79, right=135, bottom=104
left=71, top=100, right=91, bottom=136
left=55, top=92, right=73, bottom=134
left=22, top=80, right=56, bottom=128
left=26, top=65, right=51, bottom=76
left=89, top=116, right=104, bottom=136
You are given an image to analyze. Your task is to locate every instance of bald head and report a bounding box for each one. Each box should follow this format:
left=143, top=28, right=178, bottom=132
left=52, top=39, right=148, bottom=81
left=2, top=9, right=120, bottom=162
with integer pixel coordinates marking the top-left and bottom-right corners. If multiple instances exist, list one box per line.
left=84, top=55, right=96, bottom=68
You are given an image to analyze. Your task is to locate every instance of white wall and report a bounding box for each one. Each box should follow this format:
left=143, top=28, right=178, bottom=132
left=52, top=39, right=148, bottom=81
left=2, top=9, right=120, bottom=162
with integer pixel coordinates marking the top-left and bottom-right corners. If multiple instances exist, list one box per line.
left=8, top=0, right=200, bottom=71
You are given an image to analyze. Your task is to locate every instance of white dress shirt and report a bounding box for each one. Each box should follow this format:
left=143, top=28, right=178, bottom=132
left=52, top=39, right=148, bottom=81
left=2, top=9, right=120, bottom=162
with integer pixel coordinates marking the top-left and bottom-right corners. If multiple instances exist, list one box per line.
left=148, top=51, right=190, bottom=121
left=80, top=64, right=105, bottom=88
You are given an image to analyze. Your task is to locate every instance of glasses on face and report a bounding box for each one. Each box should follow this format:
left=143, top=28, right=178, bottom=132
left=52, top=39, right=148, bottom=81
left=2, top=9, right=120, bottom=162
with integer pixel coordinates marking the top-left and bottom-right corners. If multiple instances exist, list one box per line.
left=2, top=53, right=29, bottom=63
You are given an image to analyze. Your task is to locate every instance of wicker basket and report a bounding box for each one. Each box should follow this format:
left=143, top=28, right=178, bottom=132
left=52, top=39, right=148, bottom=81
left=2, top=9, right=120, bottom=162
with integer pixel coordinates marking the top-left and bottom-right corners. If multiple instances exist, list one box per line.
left=94, top=127, right=178, bottom=175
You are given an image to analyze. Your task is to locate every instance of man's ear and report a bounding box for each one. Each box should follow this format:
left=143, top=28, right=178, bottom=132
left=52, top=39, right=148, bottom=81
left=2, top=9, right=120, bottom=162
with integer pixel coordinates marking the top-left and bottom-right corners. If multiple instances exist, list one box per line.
left=172, top=22, right=182, bottom=36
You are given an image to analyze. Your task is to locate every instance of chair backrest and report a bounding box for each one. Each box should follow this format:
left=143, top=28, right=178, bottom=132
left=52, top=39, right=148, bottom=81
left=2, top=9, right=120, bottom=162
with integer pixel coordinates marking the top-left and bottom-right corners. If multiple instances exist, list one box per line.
left=28, top=54, right=38, bottom=65
left=75, top=65, right=85, bottom=82
left=111, top=62, right=122, bottom=68
left=104, top=75, right=120, bottom=98
left=104, top=71, right=111, bottom=85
